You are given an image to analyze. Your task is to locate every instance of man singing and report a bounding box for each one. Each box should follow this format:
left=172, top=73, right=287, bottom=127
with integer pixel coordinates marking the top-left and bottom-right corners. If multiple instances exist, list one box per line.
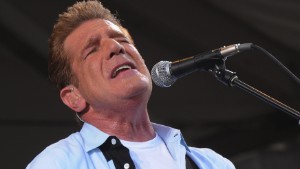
left=26, top=1, right=235, bottom=168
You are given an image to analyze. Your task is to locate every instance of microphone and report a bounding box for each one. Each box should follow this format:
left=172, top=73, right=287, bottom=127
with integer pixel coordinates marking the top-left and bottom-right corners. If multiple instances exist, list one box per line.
left=151, top=43, right=252, bottom=87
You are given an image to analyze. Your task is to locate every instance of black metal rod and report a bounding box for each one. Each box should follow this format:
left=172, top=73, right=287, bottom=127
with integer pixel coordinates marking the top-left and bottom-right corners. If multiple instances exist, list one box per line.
left=232, top=78, right=300, bottom=120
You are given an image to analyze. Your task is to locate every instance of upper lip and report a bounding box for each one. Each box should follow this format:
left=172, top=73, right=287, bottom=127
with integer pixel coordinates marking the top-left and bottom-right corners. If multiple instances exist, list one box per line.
left=111, top=61, right=136, bottom=78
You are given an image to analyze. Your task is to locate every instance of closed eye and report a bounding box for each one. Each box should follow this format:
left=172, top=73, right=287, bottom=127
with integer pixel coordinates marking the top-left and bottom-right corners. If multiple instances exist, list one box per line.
left=116, top=37, right=130, bottom=44
left=82, top=34, right=100, bottom=59
left=85, top=47, right=98, bottom=59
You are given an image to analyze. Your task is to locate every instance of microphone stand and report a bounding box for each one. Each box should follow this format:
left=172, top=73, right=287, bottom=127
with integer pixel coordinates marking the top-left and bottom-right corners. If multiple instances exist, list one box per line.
left=211, top=64, right=300, bottom=120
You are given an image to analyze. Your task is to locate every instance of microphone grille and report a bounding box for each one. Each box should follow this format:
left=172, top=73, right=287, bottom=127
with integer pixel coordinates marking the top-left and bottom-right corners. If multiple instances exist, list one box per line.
left=151, top=61, right=177, bottom=87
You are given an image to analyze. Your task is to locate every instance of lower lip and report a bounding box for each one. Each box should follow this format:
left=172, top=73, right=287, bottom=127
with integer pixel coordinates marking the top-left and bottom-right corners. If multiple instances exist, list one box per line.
left=113, top=69, right=139, bottom=79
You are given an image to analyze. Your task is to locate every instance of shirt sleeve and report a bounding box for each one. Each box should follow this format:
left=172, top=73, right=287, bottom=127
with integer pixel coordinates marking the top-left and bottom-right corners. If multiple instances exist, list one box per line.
left=26, top=144, right=69, bottom=169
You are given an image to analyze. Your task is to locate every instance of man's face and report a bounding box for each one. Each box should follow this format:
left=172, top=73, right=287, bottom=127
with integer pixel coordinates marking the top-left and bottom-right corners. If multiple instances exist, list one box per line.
left=64, top=19, right=152, bottom=111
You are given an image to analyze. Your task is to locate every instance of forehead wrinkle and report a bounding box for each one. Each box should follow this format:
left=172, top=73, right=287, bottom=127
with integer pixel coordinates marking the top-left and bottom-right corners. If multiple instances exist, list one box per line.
left=102, top=20, right=129, bottom=40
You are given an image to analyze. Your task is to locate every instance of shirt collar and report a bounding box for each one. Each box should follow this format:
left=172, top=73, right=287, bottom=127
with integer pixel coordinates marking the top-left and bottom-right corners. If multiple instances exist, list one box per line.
left=80, top=122, right=190, bottom=152
left=153, top=123, right=191, bottom=152
left=80, top=122, right=110, bottom=152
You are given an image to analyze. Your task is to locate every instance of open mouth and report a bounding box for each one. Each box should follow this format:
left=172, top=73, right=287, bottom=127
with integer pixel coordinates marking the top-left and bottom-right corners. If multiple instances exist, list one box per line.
left=111, top=64, right=134, bottom=78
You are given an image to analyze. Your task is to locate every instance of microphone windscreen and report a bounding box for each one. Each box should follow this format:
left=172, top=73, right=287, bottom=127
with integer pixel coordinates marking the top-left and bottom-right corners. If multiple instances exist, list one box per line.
left=151, top=61, right=176, bottom=87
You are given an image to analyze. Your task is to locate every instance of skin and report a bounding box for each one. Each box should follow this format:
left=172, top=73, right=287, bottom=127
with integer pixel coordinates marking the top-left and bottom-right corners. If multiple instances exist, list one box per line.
left=60, top=19, right=155, bottom=142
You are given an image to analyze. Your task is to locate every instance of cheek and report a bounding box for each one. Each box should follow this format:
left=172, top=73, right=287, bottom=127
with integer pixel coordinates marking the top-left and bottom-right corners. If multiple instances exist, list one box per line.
left=75, top=61, right=98, bottom=87
left=127, top=45, right=148, bottom=67
left=127, top=45, right=142, bottom=58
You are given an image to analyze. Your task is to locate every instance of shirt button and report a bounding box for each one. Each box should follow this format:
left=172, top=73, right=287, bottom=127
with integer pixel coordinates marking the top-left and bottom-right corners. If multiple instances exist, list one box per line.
left=124, top=163, right=130, bottom=169
left=111, top=138, right=117, bottom=145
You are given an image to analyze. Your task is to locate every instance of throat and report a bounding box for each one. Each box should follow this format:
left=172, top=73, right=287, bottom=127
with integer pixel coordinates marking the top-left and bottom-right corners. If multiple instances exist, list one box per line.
left=98, top=119, right=155, bottom=142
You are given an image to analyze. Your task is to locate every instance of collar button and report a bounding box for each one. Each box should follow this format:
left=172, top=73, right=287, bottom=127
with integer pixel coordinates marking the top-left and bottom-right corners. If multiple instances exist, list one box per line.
left=124, top=163, right=130, bottom=169
left=111, top=138, right=117, bottom=145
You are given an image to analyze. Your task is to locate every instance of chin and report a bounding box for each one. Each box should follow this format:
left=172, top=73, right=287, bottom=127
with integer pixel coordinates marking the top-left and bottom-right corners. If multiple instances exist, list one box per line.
left=123, top=79, right=152, bottom=99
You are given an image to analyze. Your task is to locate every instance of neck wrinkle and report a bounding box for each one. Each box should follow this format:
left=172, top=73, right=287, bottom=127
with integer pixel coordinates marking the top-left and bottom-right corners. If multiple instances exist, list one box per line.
left=82, top=106, right=155, bottom=142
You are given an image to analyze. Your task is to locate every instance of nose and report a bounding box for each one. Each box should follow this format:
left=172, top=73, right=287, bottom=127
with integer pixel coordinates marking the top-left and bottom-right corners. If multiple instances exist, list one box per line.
left=103, top=39, right=125, bottom=59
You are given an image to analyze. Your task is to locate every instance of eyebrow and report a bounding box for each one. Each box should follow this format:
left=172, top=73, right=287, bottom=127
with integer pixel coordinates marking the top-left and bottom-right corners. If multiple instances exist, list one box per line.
left=110, top=31, right=127, bottom=40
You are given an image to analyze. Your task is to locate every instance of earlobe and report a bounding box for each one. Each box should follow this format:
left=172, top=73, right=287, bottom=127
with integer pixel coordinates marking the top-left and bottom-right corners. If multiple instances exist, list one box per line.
left=60, top=86, right=86, bottom=112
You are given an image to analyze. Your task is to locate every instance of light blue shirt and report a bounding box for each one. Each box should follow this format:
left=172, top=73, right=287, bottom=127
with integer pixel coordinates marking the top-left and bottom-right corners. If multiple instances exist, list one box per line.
left=26, top=123, right=235, bottom=169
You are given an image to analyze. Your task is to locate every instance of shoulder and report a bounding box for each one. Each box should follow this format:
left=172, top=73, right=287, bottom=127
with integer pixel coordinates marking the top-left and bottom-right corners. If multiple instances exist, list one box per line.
left=188, top=147, right=236, bottom=169
left=26, top=132, right=84, bottom=169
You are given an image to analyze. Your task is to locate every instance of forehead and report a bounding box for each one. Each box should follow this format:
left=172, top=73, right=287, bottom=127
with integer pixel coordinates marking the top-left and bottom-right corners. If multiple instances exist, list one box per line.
left=64, top=19, right=123, bottom=56
left=71, top=19, right=123, bottom=38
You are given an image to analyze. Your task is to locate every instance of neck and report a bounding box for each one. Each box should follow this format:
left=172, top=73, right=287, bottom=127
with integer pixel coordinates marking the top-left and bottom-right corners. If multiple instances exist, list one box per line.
left=82, top=100, right=155, bottom=142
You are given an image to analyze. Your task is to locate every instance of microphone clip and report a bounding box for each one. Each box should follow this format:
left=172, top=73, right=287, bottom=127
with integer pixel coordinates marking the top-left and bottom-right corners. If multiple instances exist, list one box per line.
left=210, top=64, right=238, bottom=87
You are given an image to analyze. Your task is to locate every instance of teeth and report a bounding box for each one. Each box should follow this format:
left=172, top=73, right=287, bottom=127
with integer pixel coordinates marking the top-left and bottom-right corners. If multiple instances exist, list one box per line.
left=112, top=65, right=131, bottom=78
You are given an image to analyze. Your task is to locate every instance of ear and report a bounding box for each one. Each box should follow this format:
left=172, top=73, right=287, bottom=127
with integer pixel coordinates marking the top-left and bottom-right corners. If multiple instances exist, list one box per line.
left=60, top=85, right=86, bottom=113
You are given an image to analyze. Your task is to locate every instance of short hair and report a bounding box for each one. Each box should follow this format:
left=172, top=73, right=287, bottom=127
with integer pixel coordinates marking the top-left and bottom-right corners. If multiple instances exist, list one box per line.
left=48, top=0, right=131, bottom=90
